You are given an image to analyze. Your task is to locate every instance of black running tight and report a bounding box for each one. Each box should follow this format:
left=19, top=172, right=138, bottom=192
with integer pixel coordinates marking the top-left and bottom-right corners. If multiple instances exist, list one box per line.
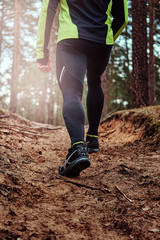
left=56, top=39, right=112, bottom=146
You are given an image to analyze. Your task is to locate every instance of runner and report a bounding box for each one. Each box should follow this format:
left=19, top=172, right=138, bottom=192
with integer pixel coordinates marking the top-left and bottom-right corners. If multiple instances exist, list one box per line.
left=36, top=0, right=128, bottom=177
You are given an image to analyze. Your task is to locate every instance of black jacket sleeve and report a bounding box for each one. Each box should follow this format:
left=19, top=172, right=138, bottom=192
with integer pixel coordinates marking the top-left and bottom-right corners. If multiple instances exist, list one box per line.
left=111, top=0, right=128, bottom=41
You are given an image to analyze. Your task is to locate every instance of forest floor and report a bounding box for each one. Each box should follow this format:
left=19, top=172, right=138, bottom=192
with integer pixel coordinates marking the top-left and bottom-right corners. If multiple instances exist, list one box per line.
left=0, top=106, right=160, bottom=240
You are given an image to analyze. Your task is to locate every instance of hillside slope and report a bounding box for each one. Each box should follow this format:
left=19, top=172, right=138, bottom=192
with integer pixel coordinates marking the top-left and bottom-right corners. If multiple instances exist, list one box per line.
left=0, top=106, right=160, bottom=240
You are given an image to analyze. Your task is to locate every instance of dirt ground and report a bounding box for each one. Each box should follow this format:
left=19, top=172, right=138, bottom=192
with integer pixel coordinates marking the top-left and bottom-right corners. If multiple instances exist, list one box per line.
left=0, top=106, right=160, bottom=240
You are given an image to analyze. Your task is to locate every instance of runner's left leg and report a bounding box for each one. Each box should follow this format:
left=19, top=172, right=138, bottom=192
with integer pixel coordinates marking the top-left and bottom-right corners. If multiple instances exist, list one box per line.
left=86, top=44, right=112, bottom=136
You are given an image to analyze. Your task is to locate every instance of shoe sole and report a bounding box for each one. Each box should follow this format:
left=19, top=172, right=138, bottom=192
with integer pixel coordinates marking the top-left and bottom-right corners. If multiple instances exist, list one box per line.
left=59, top=157, right=90, bottom=177
left=87, top=147, right=100, bottom=154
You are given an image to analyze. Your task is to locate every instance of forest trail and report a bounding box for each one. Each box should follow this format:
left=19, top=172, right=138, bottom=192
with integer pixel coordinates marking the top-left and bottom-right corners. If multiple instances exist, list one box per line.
left=0, top=106, right=160, bottom=240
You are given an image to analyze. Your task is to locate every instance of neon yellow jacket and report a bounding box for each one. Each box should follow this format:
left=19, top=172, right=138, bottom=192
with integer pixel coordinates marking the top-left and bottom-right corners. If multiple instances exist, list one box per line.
left=37, top=0, right=128, bottom=64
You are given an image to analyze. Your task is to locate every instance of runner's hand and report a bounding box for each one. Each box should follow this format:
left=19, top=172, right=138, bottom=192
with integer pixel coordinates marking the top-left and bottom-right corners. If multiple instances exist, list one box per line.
left=37, top=59, right=52, bottom=73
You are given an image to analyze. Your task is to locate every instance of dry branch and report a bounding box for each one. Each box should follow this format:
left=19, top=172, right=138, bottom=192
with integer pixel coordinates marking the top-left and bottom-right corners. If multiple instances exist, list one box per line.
left=0, top=122, right=61, bottom=132
left=56, top=175, right=115, bottom=195
left=115, top=185, right=133, bottom=203
left=0, top=121, right=62, bottom=139
left=0, top=115, right=10, bottom=119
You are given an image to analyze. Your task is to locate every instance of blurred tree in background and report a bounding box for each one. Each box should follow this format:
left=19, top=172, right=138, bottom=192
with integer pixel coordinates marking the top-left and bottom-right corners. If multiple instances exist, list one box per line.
left=131, top=0, right=149, bottom=107
left=0, top=0, right=160, bottom=125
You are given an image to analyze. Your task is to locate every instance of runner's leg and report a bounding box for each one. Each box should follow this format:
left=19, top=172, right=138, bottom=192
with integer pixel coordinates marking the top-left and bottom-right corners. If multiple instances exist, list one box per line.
left=86, top=44, right=112, bottom=136
left=56, top=40, right=87, bottom=146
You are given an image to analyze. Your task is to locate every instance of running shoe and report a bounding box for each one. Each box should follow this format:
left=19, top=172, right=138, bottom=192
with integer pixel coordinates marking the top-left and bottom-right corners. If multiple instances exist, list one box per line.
left=86, top=135, right=100, bottom=154
left=59, top=143, right=90, bottom=177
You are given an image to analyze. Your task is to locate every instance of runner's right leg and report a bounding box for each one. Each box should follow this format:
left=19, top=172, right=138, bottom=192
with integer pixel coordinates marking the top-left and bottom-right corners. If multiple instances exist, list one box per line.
left=56, top=40, right=87, bottom=146
left=56, top=40, right=90, bottom=176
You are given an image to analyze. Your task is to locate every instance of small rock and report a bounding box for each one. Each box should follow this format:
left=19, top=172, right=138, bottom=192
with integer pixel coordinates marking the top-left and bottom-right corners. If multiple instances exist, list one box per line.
left=156, top=202, right=160, bottom=207
left=22, top=160, right=29, bottom=164
left=104, top=223, right=110, bottom=227
left=142, top=206, right=150, bottom=211
left=4, top=158, right=11, bottom=164
left=149, top=228, right=160, bottom=233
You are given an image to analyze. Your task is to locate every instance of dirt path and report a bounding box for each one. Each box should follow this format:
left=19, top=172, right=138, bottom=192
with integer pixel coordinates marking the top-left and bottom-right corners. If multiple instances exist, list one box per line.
left=0, top=107, right=160, bottom=240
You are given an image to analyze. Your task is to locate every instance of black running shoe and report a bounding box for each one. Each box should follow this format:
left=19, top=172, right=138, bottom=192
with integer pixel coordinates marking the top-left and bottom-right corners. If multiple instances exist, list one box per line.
left=86, top=135, right=100, bottom=154
left=59, top=143, right=90, bottom=177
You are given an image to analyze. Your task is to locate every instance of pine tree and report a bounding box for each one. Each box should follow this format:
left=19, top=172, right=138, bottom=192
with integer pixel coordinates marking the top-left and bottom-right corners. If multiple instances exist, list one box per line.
left=131, top=0, right=149, bottom=108
left=148, top=0, right=159, bottom=105
left=0, top=0, right=4, bottom=65
left=47, top=10, right=59, bottom=124
left=10, top=0, right=21, bottom=113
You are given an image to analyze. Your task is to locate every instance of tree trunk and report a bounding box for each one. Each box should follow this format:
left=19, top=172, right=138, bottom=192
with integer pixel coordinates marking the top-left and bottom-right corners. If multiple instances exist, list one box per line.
left=131, top=0, right=149, bottom=108
left=125, top=24, right=132, bottom=109
left=148, top=0, right=158, bottom=105
left=0, top=0, right=4, bottom=66
left=10, top=0, right=21, bottom=113
left=38, top=80, right=47, bottom=123
left=48, top=77, right=54, bottom=124
left=47, top=15, right=58, bottom=125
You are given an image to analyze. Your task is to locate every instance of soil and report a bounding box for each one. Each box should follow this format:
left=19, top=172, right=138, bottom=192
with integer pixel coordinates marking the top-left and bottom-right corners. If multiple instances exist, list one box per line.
left=0, top=106, right=160, bottom=240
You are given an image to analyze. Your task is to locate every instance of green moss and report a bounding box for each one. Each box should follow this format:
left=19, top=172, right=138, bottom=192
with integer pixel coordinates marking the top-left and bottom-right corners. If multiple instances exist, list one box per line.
left=145, top=115, right=160, bottom=136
